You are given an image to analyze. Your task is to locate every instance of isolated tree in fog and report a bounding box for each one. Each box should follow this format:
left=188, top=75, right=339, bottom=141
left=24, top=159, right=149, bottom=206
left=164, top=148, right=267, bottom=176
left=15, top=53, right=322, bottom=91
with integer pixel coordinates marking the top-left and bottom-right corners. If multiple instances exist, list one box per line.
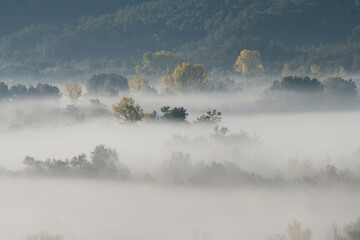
left=128, top=75, right=157, bottom=94
left=287, top=220, right=312, bottom=240
left=160, top=106, right=188, bottom=122
left=112, top=97, right=147, bottom=123
left=196, top=109, right=222, bottom=124
left=162, top=62, right=209, bottom=92
left=234, top=49, right=264, bottom=76
left=63, top=82, right=82, bottom=102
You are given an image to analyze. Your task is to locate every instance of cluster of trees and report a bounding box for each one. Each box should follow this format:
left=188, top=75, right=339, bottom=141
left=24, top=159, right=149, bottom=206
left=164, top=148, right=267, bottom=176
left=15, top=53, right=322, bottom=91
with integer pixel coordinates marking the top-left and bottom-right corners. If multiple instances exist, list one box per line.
left=0, top=143, right=359, bottom=188
left=24, top=216, right=360, bottom=240
left=158, top=152, right=264, bottom=186
left=270, top=217, right=360, bottom=240
left=0, top=82, right=60, bottom=100
left=0, top=0, right=360, bottom=77
left=23, top=145, right=130, bottom=180
left=135, top=50, right=177, bottom=77
left=258, top=76, right=358, bottom=111
left=112, top=96, right=222, bottom=124
left=86, top=73, right=129, bottom=96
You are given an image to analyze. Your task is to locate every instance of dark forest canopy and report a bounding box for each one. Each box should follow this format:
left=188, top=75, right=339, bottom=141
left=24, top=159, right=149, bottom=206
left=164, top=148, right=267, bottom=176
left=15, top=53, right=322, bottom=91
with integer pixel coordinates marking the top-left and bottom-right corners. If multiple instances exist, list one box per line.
left=0, top=0, right=360, bottom=78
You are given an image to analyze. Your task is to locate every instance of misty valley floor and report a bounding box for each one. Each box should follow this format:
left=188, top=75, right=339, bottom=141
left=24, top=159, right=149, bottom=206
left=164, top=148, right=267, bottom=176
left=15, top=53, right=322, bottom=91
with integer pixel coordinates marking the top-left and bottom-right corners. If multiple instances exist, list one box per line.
left=1, top=96, right=360, bottom=240
left=1, top=179, right=359, bottom=240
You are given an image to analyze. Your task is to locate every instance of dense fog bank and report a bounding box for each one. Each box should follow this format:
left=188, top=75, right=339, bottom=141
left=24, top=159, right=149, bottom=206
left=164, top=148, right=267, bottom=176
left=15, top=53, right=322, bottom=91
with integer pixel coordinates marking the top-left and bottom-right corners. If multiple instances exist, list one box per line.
left=1, top=179, right=359, bottom=240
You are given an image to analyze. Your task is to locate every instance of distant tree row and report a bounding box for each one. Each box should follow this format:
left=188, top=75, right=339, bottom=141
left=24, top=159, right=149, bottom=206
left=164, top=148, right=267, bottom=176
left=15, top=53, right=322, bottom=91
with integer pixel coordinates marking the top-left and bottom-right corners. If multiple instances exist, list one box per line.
left=258, top=76, right=358, bottom=111
left=112, top=96, right=222, bottom=124
left=23, top=145, right=130, bottom=179
left=0, top=82, right=60, bottom=100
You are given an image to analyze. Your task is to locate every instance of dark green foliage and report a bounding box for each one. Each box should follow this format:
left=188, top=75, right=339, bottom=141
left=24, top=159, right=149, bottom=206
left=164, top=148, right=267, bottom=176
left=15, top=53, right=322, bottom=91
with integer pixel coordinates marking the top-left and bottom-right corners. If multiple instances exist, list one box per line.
left=29, top=83, right=61, bottom=97
left=1, top=0, right=360, bottom=76
left=160, top=106, right=188, bottom=122
left=258, top=75, right=359, bottom=111
left=86, top=73, right=128, bottom=96
left=10, top=84, right=27, bottom=97
left=269, top=76, right=323, bottom=93
left=323, top=77, right=357, bottom=98
left=0, top=82, right=10, bottom=99
left=196, top=109, right=222, bottom=124
left=0, top=82, right=60, bottom=99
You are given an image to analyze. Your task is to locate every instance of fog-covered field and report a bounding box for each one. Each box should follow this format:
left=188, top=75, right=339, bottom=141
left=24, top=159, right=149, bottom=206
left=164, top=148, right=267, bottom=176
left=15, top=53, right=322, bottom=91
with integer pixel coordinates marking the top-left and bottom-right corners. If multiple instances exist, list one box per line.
left=1, top=91, right=360, bottom=240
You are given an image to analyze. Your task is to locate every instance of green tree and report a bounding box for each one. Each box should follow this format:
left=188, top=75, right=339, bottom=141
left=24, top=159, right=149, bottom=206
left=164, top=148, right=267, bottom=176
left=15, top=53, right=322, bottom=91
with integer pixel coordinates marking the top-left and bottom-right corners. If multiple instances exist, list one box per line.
left=196, top=109, right=222, bottom=124
left=86, top=73, right=128, bottom=96
left=160, top=106, right=188, bottom=122
left=137, top=50, right=177, bottom=77
left=0, top=82, right=10, bottom=99
left=322, top=77, right=357, bottom=98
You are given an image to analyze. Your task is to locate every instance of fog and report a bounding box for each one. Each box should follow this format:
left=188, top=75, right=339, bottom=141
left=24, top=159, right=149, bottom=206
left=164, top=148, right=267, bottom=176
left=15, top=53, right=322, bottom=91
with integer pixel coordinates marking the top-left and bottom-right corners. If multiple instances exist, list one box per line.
left=1, top=180, right=360, bottom=240
left=1, top=90, right=360, bottom=240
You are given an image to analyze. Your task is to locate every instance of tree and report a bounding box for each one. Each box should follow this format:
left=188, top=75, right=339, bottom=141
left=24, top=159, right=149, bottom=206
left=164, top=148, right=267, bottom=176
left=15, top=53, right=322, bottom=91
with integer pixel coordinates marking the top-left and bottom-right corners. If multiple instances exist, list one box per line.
left=339, top=66, right=347, bottom=76
left=27, top=83, right=61, bottom=98
left=10, top=84, right=27, bottom=97
left=196, top=109, right=222, bottom=124
left=287, top=220, right=312, bottom=240
left=160, top=106, right=188, bottom=122
left=0, top=82, right=10, bottom=99
left=161, top=75, right=175, bottom=92
left=344, top=217, right=360, bottom=240
left=128, top=75, right=157, bottom=94
left=86, top=73, right=128, bottom=96
left=112, top=97, right=147, bottom=123
left=136, top=50, right=177, bottom=77
left=322, top=77, right=357, bottom=98
left=282, top=63, right=292, bottom=76
left=162, top=62, right=210, bottom=92
left=234, top=49, right=264, bottom=76
left=63, top=82, right=82, bottom=102
left=269, top=76, right=324, bottom=93
left=310, top=64, right=320, bottom=75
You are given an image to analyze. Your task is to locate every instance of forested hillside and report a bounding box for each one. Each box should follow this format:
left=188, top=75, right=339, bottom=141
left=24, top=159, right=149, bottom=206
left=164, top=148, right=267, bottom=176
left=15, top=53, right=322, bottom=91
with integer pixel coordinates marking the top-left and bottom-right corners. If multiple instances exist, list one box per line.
left=0, top=0, right=360, bottom=78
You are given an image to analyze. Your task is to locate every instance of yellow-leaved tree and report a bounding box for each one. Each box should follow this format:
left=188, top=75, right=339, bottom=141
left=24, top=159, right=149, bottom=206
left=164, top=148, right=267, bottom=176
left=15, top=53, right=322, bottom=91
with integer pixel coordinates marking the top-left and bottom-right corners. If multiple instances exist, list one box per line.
left=234, top=49, right=264, bottom=76
left=63, top=82, right=82, bottom=103
left=310, top=64, right=320, bottom=75
left=161, top=62, right=209, bottom=92
left=112, top=97, right=147, bottom=124
left=128, top=75, right=157, bottom=94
